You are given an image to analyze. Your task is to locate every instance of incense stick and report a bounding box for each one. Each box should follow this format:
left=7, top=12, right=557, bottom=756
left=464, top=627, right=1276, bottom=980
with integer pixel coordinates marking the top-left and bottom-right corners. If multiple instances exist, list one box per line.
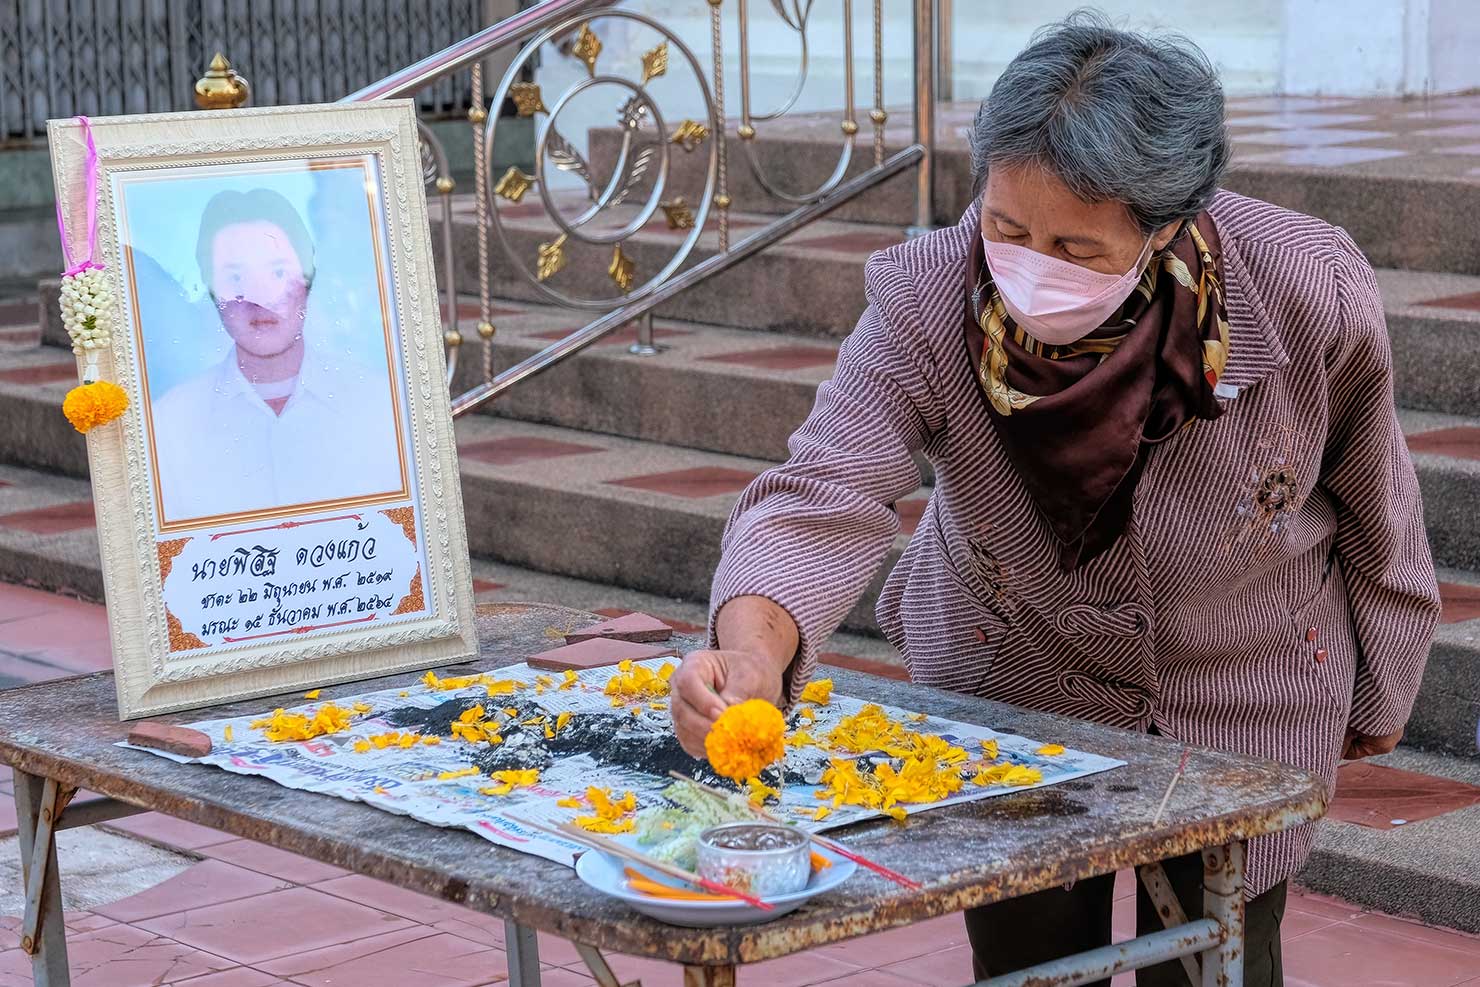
left=1151, top=748, right=1191, bottom=826
left=667, top=771, right=922, bottom=891
left=508, top=813, right=775, bottom=911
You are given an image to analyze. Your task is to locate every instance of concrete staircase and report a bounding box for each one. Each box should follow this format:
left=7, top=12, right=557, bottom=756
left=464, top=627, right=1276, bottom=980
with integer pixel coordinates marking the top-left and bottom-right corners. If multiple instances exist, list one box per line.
left=1, top=94, right=1478, bottom=930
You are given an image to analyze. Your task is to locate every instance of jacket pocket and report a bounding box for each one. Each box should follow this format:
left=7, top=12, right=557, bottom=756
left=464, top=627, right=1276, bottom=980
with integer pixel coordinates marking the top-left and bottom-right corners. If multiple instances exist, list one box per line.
left=893, top=513, right=1006, bottom=695
left=1289, top=555, right=1354, bottom=717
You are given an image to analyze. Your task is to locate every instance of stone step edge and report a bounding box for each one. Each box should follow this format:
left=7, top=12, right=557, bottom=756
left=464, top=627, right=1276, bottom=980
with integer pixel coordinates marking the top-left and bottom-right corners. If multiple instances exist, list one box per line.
left=1299, top=747, right=1480, bottom=934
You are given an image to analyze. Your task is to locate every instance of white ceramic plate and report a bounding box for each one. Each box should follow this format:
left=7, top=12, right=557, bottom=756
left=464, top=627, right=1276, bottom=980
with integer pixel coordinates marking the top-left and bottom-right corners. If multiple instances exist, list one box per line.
left=574, top=846, right=857, bottom=927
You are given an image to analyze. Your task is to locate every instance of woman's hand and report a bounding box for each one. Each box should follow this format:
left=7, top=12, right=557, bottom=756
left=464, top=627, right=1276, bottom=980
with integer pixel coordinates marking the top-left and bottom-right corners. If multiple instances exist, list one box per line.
left=670, top=650, right=785, bottom=757
left=1342, top=726, right=1404, bottom=760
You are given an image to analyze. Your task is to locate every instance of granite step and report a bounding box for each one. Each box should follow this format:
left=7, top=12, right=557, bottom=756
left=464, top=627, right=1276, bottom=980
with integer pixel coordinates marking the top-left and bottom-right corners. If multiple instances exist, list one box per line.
left=4, top=339, right=1476, bottom=568
left=1302, top=746, right=1480, bottom=933
left=597, top=95, right=1480, bottom=276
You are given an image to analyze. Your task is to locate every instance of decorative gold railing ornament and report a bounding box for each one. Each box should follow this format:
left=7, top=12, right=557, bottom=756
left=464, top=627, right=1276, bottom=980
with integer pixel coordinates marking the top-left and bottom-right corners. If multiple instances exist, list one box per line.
left=416, top=120, right=462, bottom=384
left=344, top=0, right=932, bottom=414
left=478, top=10, right=721, bottom=312
left=734, top=0, right=867, bottom=204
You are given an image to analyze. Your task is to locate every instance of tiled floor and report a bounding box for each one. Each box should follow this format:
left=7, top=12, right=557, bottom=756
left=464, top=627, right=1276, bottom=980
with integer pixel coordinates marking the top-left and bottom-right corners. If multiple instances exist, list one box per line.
left=2, top=579, right=1479, bottom=986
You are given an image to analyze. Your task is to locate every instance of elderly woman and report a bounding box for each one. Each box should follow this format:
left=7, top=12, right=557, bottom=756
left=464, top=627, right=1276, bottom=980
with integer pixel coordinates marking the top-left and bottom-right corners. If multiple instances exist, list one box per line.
left=669, top=15, right=1440, bottom=987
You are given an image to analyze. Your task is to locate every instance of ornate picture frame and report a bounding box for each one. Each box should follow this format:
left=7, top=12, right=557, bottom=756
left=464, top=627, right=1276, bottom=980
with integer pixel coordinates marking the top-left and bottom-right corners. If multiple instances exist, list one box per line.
left=48, top=102, right=477, bottom=718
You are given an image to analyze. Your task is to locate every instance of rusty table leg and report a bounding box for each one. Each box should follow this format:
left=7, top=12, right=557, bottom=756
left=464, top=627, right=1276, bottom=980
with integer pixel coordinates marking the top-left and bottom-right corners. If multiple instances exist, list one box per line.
left=14, top=769, right=72, bottom=987
left=504, top=919, right=543, bottom=987
left=684, top=964, right=736, bottom=986
left=1200, top=842, right=1246, bottom=987
left=1139, top=862, right=1202, bottom=985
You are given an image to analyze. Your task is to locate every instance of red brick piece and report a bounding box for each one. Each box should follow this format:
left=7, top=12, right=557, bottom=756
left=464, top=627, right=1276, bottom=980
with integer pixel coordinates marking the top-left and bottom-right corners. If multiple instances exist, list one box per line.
left=128, top=721, right=212, bottom=758
left=564, top=612, right=674, bottom=645
left=526, top=637, right=680, bottom=672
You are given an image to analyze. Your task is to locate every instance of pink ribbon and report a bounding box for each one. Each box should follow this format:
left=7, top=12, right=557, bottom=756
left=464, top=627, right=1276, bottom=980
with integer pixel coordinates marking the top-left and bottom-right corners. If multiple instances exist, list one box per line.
left=55, top=116, right=103, bottom=277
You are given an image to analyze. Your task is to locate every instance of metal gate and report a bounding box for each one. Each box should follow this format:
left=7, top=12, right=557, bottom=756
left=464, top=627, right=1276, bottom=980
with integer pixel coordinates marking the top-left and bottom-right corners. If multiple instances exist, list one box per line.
left=0, top=0, right=483, bottom=141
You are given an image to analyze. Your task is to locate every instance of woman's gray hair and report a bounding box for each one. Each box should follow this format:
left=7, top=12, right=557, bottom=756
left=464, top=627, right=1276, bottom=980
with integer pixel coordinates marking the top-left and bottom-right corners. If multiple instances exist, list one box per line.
left=970, top=10, right=1229, bottom=234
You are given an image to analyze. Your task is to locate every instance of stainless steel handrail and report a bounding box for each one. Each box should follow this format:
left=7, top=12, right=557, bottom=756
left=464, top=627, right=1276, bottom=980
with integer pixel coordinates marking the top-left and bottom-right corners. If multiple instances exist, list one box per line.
left=343, top=0, right=941, bottom=418
left=342, top=0, right=616, bottom=102
left=450, top=144, right=926, bottom=416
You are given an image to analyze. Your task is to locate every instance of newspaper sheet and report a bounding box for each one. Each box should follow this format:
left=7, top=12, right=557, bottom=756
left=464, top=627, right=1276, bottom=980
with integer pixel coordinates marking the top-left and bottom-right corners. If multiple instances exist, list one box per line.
left=123, top=659, right=1125, bottom=866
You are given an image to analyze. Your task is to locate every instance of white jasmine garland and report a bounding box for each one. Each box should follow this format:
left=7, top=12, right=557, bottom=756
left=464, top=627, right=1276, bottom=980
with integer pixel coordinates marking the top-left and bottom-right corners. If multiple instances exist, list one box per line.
left=59, top=267, right=113, bottom=357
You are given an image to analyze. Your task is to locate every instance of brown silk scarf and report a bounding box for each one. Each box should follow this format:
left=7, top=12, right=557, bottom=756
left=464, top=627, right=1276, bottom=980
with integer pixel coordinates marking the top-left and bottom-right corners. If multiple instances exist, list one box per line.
left=964, top=214, right=1230, bottom=571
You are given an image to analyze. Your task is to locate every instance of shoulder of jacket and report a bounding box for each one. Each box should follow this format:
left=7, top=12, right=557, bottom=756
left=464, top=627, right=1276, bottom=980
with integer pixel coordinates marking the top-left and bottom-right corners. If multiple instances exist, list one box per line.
left=1211, top=188, right=1366, bottom=269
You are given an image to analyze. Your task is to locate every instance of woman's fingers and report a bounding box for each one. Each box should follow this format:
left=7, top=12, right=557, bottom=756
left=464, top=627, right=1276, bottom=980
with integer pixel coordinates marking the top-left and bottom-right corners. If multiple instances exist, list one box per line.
left=671, top=690, right=713, bottom=758
left=670, top=651, right=729, bottom=756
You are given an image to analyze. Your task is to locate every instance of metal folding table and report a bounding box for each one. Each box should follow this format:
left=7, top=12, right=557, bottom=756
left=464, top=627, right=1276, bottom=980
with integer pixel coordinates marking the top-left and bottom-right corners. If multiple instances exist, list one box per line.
left=0, top=602, right=1326, bottom=986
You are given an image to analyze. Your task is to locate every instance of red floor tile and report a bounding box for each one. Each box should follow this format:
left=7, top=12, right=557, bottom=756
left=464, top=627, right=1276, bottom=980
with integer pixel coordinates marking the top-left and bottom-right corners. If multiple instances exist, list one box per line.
left=201, top=838, right=351, bottom=884
left=1419, top=290, right=1480, bottom=310
left=0, top=500, right=95, bottom=534
left=606, top=466, right=758, bottom=499
left=529, top=325, right=692, bottom=348
left=252, top=923, right=427, bottom=976
left=1439, top=581, right=1480, bottom=623
left=136, top=885, right=416, bottom=965
left=94, top=859, right=292, bottom=922
left=798, top=230, right=908, bottom=254
left=1327, top=760, right=1480, bottom=829
left=878, top=942, right=976, bottom=985
left=818, top=652, right=910, bottom=681
left=1287, top=887, right=1367, bottom=923
left=1283, top=920, right=1480, bottom=986
left=701, top=345, right=839, bottom=371
left=0, top=922, right=236, bottom=986
left=1407, top=425, right=1480, bottom=460
left=811, top=971, right=923, bottom=987
left=165, top=969, right=284, bottom=987
left=0, top=326, right=39, bottom=344
left=723, top=948, right=865, bottom=986
left=314, top=873, right=499, bottom=927
left=0, top=362, right=77, bottom=386
left=535, top=968, right=598, bottom=987
left=458, top=435, right=605, bottom=466
left=809, top=914, right=968, bottom=968
left=262, top=928, right=503, bottom=986
left=102, top=812, right=236, bottom=851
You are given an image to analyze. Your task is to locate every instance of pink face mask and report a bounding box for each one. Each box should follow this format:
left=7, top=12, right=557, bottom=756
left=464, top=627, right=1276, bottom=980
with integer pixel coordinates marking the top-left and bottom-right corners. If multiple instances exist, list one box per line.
left=982, top=232, right=1154, bottom=345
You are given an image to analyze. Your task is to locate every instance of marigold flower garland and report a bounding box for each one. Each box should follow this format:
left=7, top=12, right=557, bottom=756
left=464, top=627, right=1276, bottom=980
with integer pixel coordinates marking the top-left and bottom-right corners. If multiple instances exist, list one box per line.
left=54, top=117, right=128, bottom=434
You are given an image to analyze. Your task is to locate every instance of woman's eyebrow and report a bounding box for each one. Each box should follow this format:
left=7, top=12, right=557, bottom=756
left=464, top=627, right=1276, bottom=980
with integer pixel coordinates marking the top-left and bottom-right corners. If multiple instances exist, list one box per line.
left=986, top=207, right=1106, bottom=250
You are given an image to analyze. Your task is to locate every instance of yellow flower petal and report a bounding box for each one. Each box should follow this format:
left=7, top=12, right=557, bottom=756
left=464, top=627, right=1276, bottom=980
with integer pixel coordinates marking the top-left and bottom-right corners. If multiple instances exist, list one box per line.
left=438, top=766, right=481, bottom=781
left=799, top=678, right=834, bottom=705
left=1036, top=744, right=1066, bottom=756
left=304, top=689, right=321, bottom=700
left=223, top=725, right=234, bottom=742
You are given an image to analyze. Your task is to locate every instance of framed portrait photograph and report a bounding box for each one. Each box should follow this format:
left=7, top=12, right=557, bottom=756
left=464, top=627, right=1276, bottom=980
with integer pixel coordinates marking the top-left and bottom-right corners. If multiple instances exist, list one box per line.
left=48, top=101, right=477, bottom=718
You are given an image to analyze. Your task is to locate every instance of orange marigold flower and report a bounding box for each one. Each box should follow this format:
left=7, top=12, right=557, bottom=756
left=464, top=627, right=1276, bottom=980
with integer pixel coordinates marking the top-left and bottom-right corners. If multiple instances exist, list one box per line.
left=705, top=699, right=786, bottom=782
left=62, top=380, right=128, bottom=433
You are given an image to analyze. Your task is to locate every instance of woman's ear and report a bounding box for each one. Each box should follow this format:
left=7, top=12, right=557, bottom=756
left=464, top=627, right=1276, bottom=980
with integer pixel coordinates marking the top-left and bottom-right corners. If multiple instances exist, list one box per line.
left=1150, top=219, right=1183, bottom=253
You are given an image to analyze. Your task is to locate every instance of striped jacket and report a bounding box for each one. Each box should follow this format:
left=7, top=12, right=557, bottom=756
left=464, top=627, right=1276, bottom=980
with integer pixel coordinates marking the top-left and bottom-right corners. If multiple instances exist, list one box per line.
left=709, top=190, right=1441, bottom=895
